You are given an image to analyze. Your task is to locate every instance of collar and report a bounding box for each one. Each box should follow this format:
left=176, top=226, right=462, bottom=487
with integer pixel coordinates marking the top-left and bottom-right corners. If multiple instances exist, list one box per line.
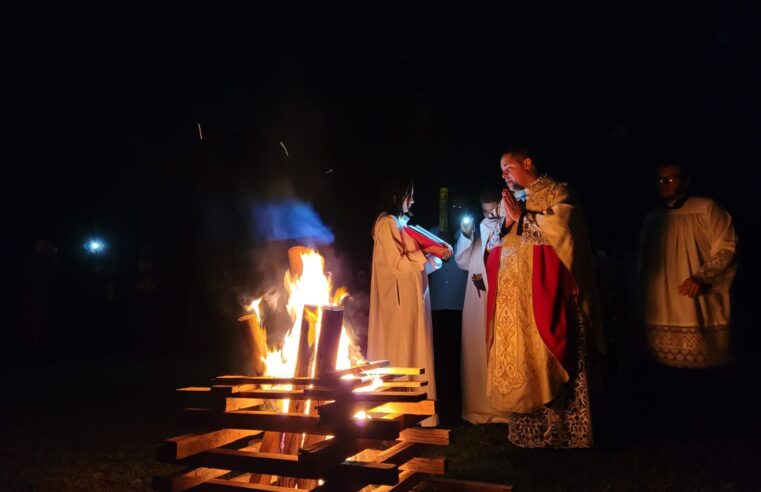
left=525, top=174, right=551, bottom=196
left=663, top=194, right=690, bottom=210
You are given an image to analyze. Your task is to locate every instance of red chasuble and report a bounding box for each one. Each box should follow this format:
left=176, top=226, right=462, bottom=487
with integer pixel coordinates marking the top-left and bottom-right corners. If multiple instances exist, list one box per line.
left=486, top=244, right=576, bottom=371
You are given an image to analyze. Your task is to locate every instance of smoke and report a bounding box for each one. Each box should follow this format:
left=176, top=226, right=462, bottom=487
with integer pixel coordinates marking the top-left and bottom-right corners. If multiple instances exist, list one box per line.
left=251, top=200, right=334, bottom=245
left=197, top=175, right=371, bottom=368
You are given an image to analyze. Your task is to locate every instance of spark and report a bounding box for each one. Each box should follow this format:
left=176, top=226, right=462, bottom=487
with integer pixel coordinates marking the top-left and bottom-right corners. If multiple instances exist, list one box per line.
left=280, top=141, right=289, bottom=157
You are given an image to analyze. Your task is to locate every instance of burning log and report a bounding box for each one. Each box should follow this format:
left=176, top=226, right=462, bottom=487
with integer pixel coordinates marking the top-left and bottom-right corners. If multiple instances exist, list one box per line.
left=237, top=310, right=267, bottom=376
left=248, top=303, right=345, bottom=488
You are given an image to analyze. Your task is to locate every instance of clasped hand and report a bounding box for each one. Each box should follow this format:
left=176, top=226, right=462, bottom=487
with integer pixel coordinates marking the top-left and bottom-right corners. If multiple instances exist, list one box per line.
left=502, top=188, right=523, bottom=224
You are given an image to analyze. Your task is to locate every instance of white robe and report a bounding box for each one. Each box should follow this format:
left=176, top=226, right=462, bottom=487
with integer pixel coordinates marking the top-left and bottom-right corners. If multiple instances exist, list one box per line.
left=367, top=214, right=439, bottom=425
left=639, top=196, right=738, bottom=368
left=455, top=219, right=509, bottom=424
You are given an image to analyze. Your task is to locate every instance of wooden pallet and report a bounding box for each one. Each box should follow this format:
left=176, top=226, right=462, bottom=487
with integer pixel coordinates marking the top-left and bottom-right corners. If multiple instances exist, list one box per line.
left=154, top=361, right=449, bottom=491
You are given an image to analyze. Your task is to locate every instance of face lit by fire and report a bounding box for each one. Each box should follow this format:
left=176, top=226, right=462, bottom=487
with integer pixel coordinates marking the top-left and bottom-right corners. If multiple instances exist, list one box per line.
left=500, top=153, right=535, bottom=189
left=402, top=187, right=414, bottom=214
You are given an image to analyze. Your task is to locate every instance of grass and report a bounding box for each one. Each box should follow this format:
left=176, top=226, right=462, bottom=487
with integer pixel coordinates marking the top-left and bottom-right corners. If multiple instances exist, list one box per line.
left=1, top=348, right=759, bottom=491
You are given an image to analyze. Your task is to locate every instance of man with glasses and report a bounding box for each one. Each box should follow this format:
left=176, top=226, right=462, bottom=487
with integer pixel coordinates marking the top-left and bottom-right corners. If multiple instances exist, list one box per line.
left=638, top=163, right=738, bottom=368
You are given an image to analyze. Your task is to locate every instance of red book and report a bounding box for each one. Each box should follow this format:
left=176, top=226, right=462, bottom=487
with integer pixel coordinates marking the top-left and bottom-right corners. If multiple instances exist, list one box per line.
left=403, top=225, right=452, bottom=259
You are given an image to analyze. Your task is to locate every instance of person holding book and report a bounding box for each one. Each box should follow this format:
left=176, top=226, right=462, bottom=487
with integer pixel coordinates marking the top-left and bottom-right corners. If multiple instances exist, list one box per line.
left=367, top=178, right=451, bottom=427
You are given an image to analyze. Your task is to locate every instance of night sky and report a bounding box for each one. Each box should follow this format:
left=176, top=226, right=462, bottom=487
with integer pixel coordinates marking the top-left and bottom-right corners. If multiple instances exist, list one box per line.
left=4, top=3, right=760, bottom=353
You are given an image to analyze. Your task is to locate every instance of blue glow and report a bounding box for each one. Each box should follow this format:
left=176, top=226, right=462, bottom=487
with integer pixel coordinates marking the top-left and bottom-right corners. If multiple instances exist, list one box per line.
left=252, top=200, right=334, bottom=245
left=461, top=215, right=473, bottom=225
left=84, top=238, right=106, bottom=254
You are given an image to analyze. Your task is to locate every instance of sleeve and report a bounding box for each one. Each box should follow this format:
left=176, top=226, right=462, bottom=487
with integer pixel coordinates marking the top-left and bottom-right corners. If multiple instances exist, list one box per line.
left=454, top=231, right=474, bottom=270
left=530, top=201, right=572, bottom=248
left=693, top=200, right=738, bottom=284
left=375, top=216, right=427, bottom=276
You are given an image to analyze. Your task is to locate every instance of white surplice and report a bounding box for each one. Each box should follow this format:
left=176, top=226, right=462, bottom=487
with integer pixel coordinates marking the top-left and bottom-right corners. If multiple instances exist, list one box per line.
left=455, top=218, right=509, bottom=424
left=367, top=214, right=440, bottom=425
left=639, top=196, right=738, bottom=368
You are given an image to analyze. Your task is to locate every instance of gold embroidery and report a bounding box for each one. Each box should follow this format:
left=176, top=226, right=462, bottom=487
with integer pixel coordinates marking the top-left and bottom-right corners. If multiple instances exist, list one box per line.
left=507, top=303, right=593, bottom=449
left=645, top=323, right=733, bottom=368
left=487, top=228, right=567, bottom=414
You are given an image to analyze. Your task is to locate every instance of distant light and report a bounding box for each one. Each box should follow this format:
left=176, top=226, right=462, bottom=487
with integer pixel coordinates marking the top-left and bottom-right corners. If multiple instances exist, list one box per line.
left=84, top=238, right=106, bottom=254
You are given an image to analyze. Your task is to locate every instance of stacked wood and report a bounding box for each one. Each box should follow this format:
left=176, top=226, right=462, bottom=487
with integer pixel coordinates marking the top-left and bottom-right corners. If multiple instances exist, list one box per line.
left=154, top=360, right=450, bottom=491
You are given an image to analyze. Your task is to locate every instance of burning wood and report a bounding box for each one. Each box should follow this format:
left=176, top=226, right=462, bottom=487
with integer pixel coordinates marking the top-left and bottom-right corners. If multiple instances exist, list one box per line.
left=154, top=247, right=450, bottom=490
left=155, top=360, right=448, bottom=491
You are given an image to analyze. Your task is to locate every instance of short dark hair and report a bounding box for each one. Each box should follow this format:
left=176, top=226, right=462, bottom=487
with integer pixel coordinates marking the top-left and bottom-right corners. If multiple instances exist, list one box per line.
left=502, top=146, right=533, bottom=162
left=502, top=146, right=540, bottom=172
left=479, top=188, right=501, bottom=204
left=656, top=161, right=691, bottom=177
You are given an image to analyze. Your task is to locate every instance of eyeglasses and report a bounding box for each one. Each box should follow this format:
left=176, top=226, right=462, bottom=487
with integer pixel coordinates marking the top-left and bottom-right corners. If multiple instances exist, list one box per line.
left=656, top=176, right=681, bottom=185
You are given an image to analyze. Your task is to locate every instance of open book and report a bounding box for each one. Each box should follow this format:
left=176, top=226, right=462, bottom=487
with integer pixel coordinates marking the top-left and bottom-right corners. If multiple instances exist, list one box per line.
left=403, top=225, right=452, bottom=259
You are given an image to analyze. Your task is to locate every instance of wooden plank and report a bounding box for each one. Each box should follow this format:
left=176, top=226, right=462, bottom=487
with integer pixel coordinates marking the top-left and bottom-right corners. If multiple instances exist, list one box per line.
left=362, top=367, right=425, bottom=376
left=236, top=389, right=307, bottom=400
left=315, top=404, right=432, bottom=432
left=182, top=408, right=402, bottom=441
left=247, top=430, right=281, bottom=486
left=215, top=375, right=372, bottom=391
left=398, top=428, right=450, bottom=446
left=374, top=470, right=429, bottom=492
left=297, top=438, right=348, bottom=470
left=366, top=400, right=436, bottom=416
left=215, top=375, right=322, bottom=386
left=424, top=477, right=512, bottom=491
left=184, top=442, right=401, bottom=485
left=178, top=386, right=212, bottom=393
left=214, top=370, right=403, bottom=391
left=187, top=449, right=306, bottom=478
left=152, top=466, right=229, bottom=492
left=223, top=398, right=265, bottom=412
left=211, top=384, right=258, bottom=396
left=375, top=441, right=423, bottom=465
left=177, top=387, right=264, bottom=412
left=378, top=380, right=428, bottom=389
left=304, top=389, right=428, bottom=403
left=400, top=457, right=446, bottom=475
left=181, top=408, right=321, bottom=434
left=197, top=478, right=299, bottom=491
left=159, top=429, right=263, bottom=461
left=315, top=306, right=344, bottom=375
left=319, top=360, right=391, bottom=381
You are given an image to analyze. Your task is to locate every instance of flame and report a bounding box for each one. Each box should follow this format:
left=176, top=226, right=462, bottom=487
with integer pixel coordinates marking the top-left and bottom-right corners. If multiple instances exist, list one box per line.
left=247, top=248, right=366, bottom=415
left=247, top=298, right=262, bottom=318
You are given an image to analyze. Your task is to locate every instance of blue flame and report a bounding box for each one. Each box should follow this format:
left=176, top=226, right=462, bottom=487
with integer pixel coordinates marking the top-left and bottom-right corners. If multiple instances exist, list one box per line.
left=252, top=200, right=335, bottom=245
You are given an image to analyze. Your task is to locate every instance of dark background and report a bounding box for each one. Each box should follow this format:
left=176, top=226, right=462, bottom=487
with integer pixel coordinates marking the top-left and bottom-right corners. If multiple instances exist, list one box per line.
left=2, top=3, right=759, bottom=367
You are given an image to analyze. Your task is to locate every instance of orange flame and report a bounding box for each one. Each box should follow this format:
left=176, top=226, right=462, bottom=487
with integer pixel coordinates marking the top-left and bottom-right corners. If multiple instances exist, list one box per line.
left=245, top=249, right=366, bottom=413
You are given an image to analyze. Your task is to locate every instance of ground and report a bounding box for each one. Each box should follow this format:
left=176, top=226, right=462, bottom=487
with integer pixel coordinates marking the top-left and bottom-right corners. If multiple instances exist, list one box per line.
left=1, top=347, right=759, bottom=492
